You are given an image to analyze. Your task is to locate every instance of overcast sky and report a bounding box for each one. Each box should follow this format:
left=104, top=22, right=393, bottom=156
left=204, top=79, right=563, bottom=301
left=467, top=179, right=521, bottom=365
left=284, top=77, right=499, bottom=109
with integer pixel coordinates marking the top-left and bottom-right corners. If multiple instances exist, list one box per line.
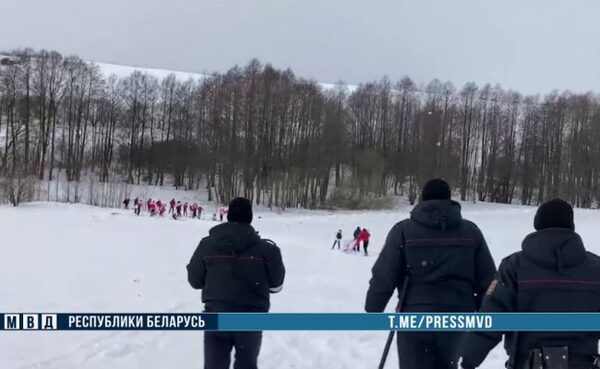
left=1, top=0, right=599, bottom=94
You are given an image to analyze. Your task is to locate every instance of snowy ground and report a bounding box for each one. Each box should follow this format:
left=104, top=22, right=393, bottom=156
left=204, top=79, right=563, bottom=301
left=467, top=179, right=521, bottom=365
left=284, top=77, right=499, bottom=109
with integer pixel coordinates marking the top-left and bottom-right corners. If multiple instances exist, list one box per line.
left=1, top=201, right=600, bottom=369
left=96, top=62, right=207, bottom=82
left=95, top=61, right=359, bottom=93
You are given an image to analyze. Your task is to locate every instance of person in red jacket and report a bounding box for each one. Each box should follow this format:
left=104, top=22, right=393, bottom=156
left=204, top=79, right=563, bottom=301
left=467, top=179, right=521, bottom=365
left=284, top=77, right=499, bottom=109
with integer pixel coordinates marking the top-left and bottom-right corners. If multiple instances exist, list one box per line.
left=148, top=200, right=157, bottom=216
left=134, top=198, right=142, bottom=216
left=176, top=201, right=183, bottom=218
left=359, top=228, right=371, bottom=256
left=219, top=207, right=228, bottom=222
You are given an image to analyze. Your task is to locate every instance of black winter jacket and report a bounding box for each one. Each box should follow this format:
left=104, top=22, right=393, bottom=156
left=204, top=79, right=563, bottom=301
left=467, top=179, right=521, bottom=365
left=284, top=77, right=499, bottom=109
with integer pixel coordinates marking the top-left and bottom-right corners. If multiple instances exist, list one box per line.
left=460, top=228, right=600, bottom=367
left=365, top=200, right=496, bottom=313
left=187, top=222, right=285, bottom=312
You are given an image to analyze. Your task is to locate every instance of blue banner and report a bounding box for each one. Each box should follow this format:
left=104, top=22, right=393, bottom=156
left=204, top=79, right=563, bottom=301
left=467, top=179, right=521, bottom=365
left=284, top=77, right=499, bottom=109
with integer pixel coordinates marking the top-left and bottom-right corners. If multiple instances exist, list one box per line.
left=217, top=313, right=600, bottom=331
left=2, top=313, right=600, bottom=331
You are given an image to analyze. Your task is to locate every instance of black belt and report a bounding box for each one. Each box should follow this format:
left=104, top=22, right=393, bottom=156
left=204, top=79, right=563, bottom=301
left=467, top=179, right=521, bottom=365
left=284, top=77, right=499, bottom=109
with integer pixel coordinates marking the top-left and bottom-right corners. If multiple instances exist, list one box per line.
left=515, top=350, right=597, bottom=368
left=568, top=352, right=596, bottom=363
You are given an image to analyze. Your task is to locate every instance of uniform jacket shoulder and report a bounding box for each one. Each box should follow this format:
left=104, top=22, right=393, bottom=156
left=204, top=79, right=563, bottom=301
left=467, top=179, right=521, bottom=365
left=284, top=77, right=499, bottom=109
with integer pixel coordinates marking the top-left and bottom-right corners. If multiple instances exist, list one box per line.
left=585, top=251, right=600, bottom=266
left=199, top=235, right=215, bottom=247
left=499, top=251, right=523, bottom=270
left=259, top=238, right=282, bottom=254
left=461, top=219, right=483, bottom=233
left=393, top=219, right=412, bottom=229
left=387, top=219, right=411, bottom=239
left=260, top=238, right=278, bottom=248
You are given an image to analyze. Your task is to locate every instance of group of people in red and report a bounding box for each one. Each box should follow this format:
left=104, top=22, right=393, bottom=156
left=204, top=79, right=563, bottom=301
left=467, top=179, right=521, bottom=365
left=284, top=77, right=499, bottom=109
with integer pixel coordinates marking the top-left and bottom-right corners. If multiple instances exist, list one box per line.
left=332, top=227, right=371, bottom=256
left=123, top=197, right=204, bottom=219
left=353, top=226, right=371, bottom=255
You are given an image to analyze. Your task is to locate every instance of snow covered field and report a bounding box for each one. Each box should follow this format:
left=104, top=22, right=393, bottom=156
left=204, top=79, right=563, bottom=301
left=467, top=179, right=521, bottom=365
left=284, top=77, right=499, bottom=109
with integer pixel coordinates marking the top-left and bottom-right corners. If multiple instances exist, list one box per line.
left=95, top=61, right=359, bottom=93
left=1, top=201, right=600, bottom=369
left=96, top=62, right=206, bottom=82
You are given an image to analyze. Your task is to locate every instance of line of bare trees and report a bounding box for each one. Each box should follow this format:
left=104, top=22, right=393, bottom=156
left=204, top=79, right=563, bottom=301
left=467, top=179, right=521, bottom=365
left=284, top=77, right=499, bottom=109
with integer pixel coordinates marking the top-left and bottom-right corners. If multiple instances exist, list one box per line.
left=1, top=48, right=600, bottom=209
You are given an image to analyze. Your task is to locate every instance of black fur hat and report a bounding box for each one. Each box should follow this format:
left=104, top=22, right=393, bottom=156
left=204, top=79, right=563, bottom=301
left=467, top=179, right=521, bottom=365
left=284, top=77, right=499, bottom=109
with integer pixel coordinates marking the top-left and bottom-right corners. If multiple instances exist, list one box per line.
left=421, top=179, right=451, bottom=201
left=534, top=199, right=574, bottom=231
left=227, top=197, right=253, bottom=224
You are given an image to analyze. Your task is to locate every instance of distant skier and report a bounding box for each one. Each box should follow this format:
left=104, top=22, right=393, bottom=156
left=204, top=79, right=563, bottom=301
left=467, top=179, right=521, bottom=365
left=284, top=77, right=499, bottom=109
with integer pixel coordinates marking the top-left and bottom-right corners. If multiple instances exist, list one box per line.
left=197, top=204, right=204, bottom=218
left=219, top=207, right=228, bottom=222
left=123, top=198, right=130, bottom=209
left=183, top=202, right=189, bottom=217
left=159, top=203, right=166, bottom=217
left=134, top=198, right=142, bottom=216
left=353, top=226, right=361, bottom=240
left=191, top=203, right=201, bottom=218
left=332, top=230, right=342, bottom=249
left=148, top=200, right=157, bottom=216
left=156, top=200, right=163, bottom=212
left=169, top=199, right=176, bottom=214
left=212, top=213, right=218, bottom=221
left=176, top=201, right=183, bottom=218
left=359, top=228, right=371, bottom=256
left=146, top=198, right=152, bottom=212
left=352, top=226, right=361, bottom=251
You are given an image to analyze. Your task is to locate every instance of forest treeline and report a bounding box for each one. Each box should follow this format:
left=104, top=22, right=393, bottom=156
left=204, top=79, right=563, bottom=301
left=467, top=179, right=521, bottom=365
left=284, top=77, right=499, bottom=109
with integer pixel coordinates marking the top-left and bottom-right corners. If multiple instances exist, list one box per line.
left=1, top=48, right=600, bottom=208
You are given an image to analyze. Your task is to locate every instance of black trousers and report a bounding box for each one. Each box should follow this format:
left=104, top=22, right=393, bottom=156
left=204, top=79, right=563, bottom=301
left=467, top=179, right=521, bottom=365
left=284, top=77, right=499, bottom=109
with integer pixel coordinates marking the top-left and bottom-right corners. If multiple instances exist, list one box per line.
left=396, top=331, right=461, bottom=369
left=363, top=240, right=369, bottom=255
left=205, top=331, right=262, bottom=369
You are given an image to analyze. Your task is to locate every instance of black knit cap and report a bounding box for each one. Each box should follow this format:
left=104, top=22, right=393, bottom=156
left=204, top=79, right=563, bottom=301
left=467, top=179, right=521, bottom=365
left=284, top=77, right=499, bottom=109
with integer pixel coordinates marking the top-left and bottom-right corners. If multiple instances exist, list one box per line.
left=421, top=179, right=451, bottom=201
left=534, top=198, right=574, bottom=231
left=227, top=197, right=253, bottom=224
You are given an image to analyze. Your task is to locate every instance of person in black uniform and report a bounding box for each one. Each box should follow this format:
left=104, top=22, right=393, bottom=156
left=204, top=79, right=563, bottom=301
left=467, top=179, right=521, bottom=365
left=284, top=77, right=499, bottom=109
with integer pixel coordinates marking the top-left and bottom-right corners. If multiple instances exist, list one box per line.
left=365, top=178, right=496, bottom=369
left=459, top=199, right=600, bottom=369
left=187, top=197, right=285, bottom=369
